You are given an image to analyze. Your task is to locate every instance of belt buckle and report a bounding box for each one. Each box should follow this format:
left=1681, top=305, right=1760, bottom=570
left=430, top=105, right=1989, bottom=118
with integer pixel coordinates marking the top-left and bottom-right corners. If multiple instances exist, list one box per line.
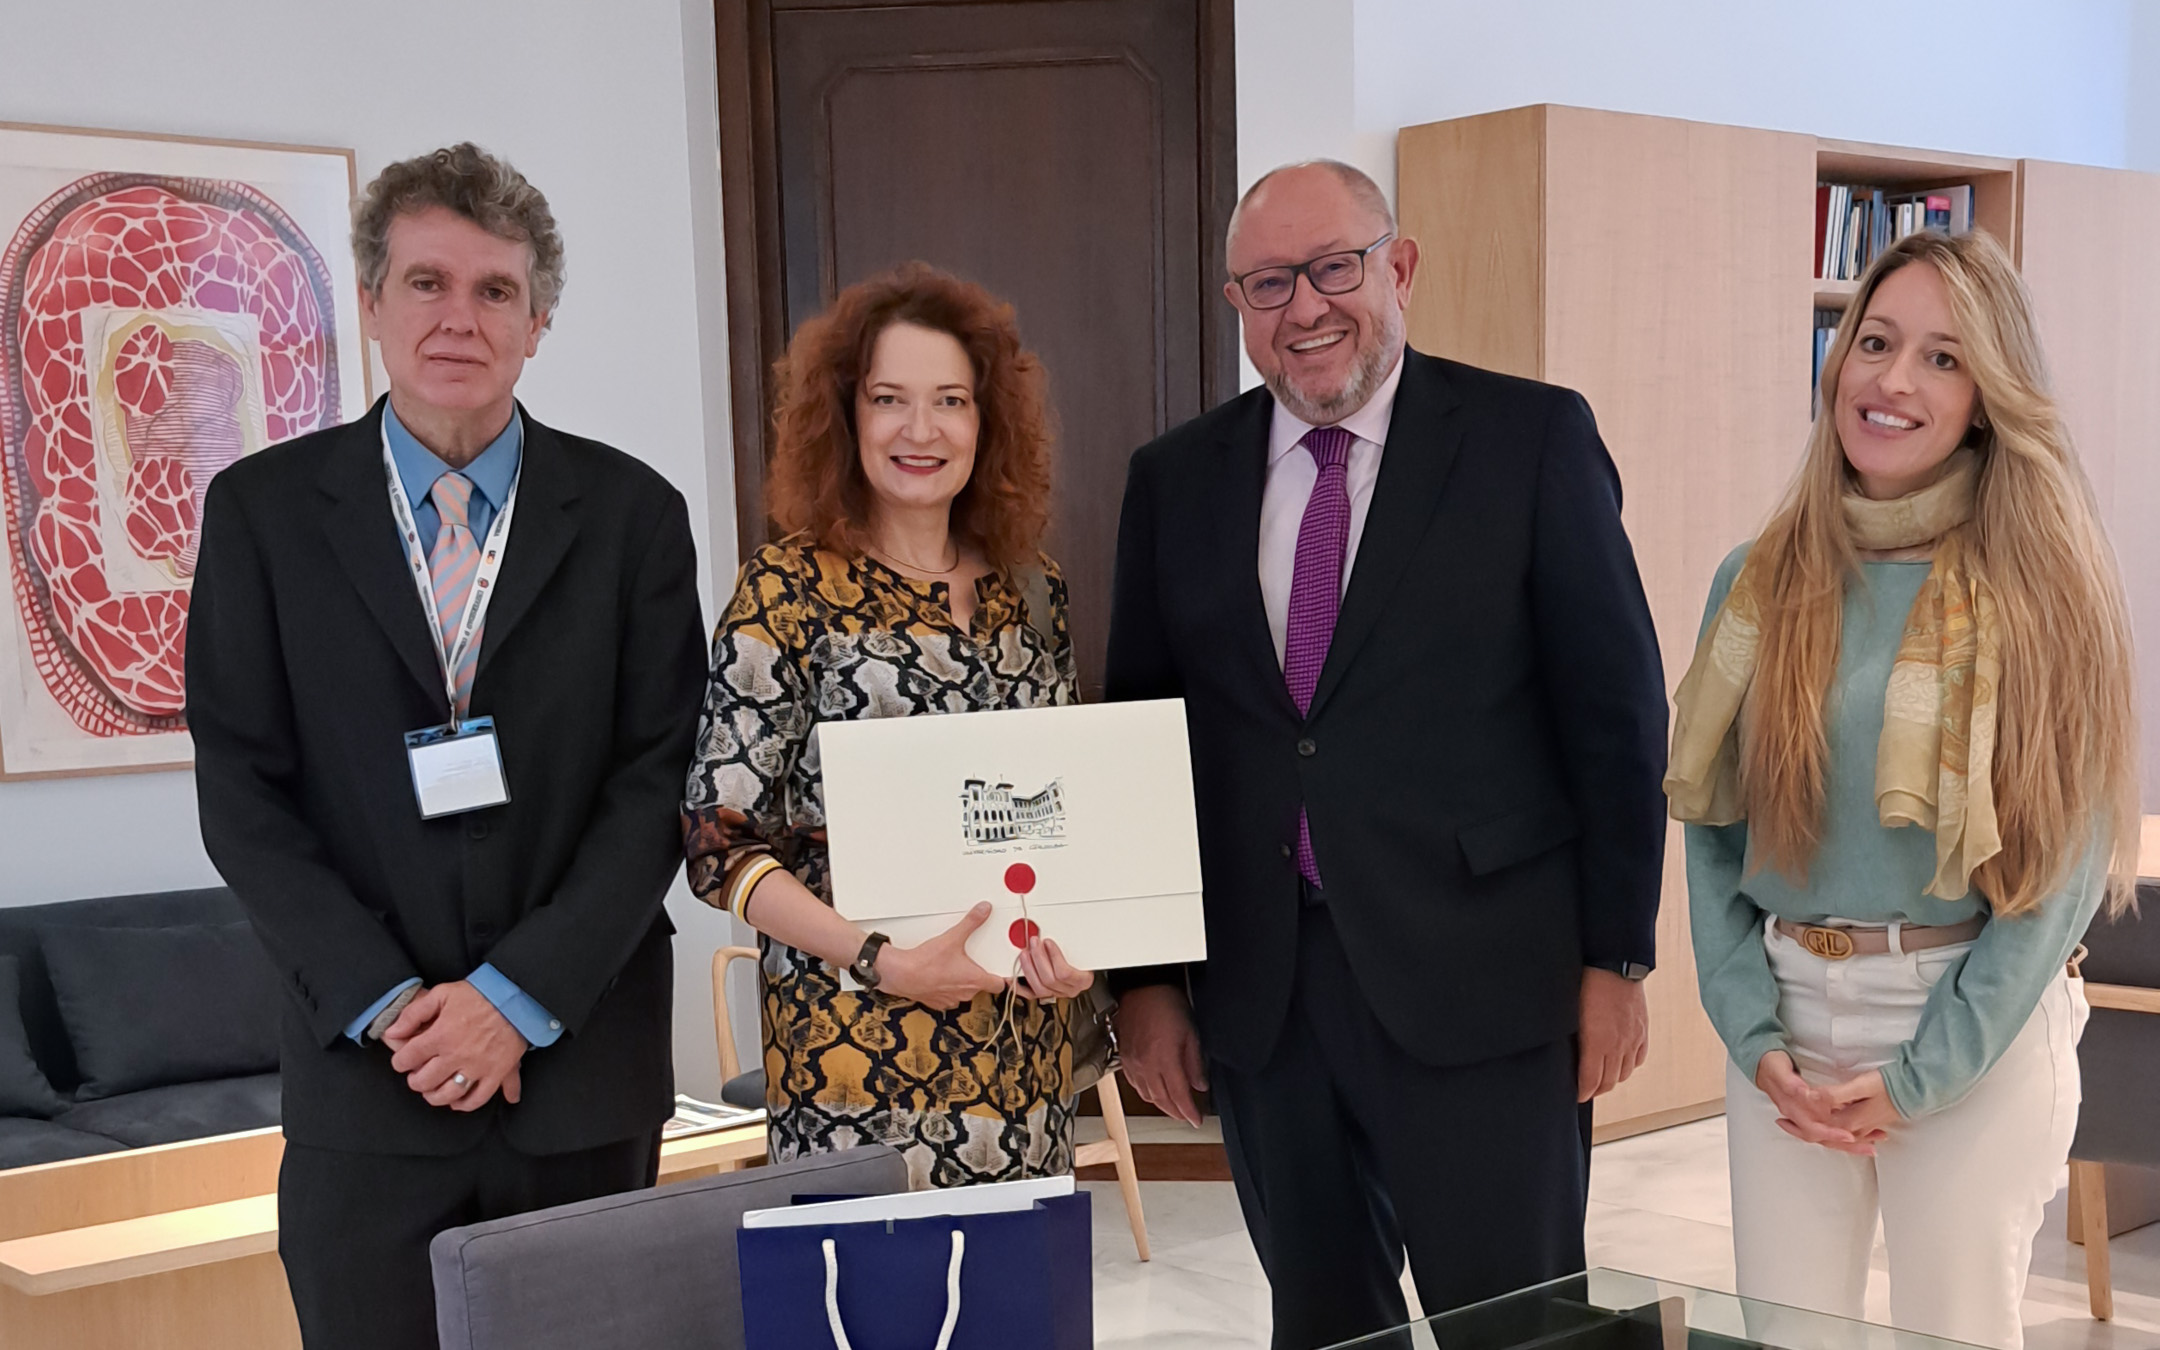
left=1799, top=925, right=1855, bottom=960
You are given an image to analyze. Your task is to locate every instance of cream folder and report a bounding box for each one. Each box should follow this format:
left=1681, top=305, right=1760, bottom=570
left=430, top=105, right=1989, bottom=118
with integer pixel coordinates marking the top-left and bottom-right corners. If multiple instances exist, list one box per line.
left=818, top=699, right=1207, bottom=974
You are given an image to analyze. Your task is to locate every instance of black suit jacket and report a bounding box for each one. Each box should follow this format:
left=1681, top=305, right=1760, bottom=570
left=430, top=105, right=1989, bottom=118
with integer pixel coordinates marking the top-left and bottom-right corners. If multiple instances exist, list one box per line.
left=1105, top=349, right=1668, bottom=1073
left=186, top=398, right=707, bottom=1156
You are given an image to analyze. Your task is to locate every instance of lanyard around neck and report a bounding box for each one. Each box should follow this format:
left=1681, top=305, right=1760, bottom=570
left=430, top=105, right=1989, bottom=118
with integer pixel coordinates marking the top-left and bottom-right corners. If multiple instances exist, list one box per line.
left=381, top=428, right=520, bottom=719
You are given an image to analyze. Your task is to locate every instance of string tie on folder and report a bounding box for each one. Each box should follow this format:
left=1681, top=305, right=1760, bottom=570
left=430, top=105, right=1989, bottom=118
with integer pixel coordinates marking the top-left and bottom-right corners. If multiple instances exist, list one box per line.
left=992, top=862, right=1044, bottom=1179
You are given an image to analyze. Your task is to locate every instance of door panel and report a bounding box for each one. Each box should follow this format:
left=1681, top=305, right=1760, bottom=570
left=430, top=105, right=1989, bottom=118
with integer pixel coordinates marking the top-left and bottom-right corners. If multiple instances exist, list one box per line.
left=762, top=0, right=1227, bottom=697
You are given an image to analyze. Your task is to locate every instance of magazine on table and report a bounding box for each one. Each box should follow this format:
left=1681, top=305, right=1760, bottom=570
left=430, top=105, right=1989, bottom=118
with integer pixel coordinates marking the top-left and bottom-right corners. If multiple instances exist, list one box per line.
left=664, top=1092, right=767, bottom=1141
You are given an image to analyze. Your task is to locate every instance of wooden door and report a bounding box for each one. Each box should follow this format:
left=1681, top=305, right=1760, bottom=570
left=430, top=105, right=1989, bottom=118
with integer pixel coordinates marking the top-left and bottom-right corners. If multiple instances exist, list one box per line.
left=720, top=0, right=1238, bottom=700
left=2017, top=160, right=2160, bottom=808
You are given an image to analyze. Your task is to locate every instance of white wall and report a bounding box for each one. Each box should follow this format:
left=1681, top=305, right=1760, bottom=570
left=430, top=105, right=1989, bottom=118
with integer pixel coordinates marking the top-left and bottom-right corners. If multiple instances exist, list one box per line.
left=2129, top=1, right=2160, bottom=173
left=1233, top=0, right=2147, bottom=210
left=0, top=0, right=744, bottom=1096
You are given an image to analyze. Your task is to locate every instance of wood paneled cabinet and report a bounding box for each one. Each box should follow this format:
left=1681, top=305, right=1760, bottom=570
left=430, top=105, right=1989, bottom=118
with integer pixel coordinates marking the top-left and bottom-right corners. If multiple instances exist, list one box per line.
left=1397, top=103, right=2160, bottom=1139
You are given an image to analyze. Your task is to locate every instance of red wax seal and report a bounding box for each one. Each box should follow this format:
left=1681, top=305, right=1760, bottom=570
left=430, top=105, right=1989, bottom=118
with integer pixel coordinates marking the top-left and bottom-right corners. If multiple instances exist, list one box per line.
left=1009, top=918, right=1042, bottom=949
left=1003, top=863, right=1036, bottom=894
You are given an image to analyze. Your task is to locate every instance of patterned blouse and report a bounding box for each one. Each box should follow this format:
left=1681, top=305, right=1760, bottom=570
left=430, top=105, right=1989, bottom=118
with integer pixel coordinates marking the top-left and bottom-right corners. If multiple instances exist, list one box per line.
left=682, top=535, right=1080, bottom=1189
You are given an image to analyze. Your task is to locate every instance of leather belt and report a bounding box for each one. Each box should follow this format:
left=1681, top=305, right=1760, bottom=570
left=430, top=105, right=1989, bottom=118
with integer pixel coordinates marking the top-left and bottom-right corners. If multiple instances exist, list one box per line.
left=1774, top=915, right=1987, bottom=960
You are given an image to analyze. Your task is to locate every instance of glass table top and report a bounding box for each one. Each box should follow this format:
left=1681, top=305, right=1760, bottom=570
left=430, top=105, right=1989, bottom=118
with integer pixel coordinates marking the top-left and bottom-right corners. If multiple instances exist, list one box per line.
left=1321, top=1268, right=1984, bottom=1349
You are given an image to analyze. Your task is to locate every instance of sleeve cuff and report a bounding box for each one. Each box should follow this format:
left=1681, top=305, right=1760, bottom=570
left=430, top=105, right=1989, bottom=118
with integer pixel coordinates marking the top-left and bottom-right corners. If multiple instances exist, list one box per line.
left=469, top=963, right=564, bottom=1047
left=1729, top=1032, right=1787, bottom=1088
left=724, top=852, right=784, bottom=921
left=345, top=978, right=423, bottom=1043
left=1879, top=1060, right=1929, bottom=1120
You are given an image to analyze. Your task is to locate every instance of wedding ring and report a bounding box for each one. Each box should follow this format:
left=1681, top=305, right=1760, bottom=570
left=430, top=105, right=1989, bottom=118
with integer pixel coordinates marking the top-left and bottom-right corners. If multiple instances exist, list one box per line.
left=452, top=1072, right=469, bottom=1086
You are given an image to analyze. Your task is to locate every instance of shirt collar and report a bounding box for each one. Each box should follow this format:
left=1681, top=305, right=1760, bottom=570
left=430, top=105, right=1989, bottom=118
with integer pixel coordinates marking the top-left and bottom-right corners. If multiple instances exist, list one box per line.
left=383, top=400, right=524, bottom=513
left=1266, top=347, right=1407, bottom=465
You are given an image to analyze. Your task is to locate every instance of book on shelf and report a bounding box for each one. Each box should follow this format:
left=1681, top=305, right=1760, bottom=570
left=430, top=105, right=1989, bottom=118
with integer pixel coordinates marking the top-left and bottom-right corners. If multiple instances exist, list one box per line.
left=664, top=1092, right=768, bottom=1141
left=1811, top=308, right=1843, bottom=415
left=1815, top=181, right=1974, bottom=280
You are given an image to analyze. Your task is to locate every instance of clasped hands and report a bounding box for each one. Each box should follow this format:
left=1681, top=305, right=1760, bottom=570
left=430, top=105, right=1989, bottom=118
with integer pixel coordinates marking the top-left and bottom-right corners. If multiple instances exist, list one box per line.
left=871, top=902, right=1094, bottom=1010
left=1114, top=964, right=1666, bottom=1129
left=1754, top=1050, right=1900, bottom=1155
left=382, top=981, right=529, bottom=1113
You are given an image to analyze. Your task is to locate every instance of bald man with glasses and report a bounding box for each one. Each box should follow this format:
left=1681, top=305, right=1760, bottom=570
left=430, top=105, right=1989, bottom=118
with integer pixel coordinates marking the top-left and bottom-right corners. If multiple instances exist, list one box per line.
left=1104, top=161, right=1669, bottom=1347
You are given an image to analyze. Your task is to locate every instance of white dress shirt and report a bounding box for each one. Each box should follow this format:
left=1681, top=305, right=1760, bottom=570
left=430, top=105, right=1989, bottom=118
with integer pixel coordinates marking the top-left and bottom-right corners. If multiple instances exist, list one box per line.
left=1257, top=351, right=1405, bottom=667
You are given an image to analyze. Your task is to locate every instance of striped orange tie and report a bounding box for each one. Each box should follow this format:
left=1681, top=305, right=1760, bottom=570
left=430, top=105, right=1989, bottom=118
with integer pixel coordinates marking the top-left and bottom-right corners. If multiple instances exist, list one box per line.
left=427, top=472, right=483, bottom=716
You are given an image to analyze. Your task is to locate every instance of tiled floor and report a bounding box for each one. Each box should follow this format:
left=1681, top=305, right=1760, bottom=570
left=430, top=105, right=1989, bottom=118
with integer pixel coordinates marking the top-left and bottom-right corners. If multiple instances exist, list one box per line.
left=1079, top=1116, right=2160, bottom=1349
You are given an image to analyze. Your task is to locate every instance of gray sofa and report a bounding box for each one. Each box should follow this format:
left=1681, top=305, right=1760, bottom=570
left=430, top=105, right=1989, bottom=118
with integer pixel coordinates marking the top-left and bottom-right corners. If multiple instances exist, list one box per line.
left=0, top=886, right=281, bottom=1170
left=431, top=1145, right=909, bottom=1350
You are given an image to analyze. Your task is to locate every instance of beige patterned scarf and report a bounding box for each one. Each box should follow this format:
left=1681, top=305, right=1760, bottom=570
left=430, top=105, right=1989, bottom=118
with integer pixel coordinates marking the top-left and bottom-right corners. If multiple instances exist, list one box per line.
left=1665, top=450, right=2001, bottom=900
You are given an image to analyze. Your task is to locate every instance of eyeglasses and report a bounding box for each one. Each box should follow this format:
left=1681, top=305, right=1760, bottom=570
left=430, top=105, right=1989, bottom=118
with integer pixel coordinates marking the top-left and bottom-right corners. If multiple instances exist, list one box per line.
left=1231, top=234, right=1393, bottom=310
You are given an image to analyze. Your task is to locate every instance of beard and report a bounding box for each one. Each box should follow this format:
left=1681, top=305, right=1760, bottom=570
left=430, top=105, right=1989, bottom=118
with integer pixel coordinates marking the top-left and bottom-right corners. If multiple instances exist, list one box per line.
left=1264, top=306, right=1404, bottom=425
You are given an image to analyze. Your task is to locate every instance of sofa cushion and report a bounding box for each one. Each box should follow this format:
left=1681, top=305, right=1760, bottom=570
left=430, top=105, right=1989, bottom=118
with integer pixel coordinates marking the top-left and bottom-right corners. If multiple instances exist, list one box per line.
left=0, top=887, right=244, bottom=1095
left=55, top=1073, right=281, bottom=1148
left=0, top=957, right=66, bottom=1119
left=0, top=1116, right=128, bottom=1170
left=42, top=922, right=280, bottom=1100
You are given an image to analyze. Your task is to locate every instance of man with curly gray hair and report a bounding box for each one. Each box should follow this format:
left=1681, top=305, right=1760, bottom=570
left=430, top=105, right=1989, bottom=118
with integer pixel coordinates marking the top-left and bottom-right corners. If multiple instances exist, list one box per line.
left=187, top=143, right=706, bottom=1350
left=353, top=141, right=566, bottom=326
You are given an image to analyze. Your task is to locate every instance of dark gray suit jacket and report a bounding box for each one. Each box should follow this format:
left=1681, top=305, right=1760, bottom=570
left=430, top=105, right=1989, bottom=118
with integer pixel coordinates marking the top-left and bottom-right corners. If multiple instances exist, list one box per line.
left=1105, top=349, right=1668, bottom=1072
left=187, top=397, right=706, bottom=1155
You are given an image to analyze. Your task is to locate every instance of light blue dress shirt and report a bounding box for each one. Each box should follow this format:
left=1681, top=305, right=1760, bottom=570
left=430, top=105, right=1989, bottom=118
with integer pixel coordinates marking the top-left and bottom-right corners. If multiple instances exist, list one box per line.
left=344, top=403, right=561, bottom=1050
left=383, top=399, right=521, bottom=544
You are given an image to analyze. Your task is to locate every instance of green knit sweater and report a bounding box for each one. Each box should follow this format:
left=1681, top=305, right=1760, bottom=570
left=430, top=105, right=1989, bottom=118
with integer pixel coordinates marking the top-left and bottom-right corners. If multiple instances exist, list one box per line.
left=1686, top=543, right=2101, bottom=1118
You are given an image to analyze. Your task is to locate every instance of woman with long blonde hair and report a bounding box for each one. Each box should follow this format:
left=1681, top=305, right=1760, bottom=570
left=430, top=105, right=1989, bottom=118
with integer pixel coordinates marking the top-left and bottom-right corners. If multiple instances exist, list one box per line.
left=1668, top=229, right=2137, bottom=1348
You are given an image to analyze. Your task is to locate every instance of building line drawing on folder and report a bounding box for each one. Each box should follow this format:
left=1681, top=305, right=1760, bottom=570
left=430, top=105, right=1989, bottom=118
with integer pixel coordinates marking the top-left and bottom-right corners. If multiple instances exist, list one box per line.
left=817, top=698, right=1207, bottom=973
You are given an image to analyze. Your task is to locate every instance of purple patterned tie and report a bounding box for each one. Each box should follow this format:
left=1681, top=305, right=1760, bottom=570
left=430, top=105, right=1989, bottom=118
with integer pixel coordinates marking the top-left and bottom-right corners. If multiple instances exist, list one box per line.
left=1285, top=426, right=1353, bottom=888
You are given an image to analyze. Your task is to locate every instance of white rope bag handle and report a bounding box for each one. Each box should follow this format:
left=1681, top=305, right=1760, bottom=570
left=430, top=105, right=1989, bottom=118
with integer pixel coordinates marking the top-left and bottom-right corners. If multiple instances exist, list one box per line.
left=820, top=1229, right=966, bottom=1350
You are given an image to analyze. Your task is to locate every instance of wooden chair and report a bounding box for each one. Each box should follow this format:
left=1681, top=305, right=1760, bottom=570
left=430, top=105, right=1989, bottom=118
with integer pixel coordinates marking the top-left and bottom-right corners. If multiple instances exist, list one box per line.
left=708, top=946, right=766, bottom=1108
left=710, top=946, right=1150, bottom=1259
left=2067, top=839, right=2160, bottom=1321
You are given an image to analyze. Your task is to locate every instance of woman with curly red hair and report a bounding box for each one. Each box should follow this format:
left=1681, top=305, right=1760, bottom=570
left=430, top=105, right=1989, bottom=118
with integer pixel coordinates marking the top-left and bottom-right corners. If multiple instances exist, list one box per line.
left=681, top=264, right=1094, bottom=1188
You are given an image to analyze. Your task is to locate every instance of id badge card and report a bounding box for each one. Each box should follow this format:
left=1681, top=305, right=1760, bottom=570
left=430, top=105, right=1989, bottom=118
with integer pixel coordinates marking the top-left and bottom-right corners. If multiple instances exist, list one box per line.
left=404, top=717, right=511, bottom=819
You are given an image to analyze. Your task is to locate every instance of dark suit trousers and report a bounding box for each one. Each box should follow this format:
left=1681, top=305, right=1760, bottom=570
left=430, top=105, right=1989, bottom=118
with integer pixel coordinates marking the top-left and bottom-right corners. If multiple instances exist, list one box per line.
left=1209, top=902, right=1589, bottom=1350
left=279, top=1123, right=660, bottom=1350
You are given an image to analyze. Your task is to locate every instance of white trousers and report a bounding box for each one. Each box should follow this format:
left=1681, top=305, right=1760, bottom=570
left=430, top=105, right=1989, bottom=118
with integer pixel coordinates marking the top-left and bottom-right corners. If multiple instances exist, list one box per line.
left=1725, top=917, right=2085, bottom=1350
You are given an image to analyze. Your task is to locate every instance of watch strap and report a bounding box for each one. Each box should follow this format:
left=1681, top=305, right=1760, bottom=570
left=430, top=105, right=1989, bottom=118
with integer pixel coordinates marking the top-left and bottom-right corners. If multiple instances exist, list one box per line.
left=852, top=932, right=892, bottom=988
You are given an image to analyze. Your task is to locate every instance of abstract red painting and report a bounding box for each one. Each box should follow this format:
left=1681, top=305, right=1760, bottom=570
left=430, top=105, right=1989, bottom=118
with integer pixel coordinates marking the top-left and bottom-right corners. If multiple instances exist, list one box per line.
left=0, top=125, right=365, bottom=778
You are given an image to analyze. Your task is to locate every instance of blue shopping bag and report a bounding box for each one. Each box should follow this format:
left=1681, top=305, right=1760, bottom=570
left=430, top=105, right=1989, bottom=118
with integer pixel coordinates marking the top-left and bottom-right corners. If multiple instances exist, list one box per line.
left=738, top=1190, right=1091, bottom=1350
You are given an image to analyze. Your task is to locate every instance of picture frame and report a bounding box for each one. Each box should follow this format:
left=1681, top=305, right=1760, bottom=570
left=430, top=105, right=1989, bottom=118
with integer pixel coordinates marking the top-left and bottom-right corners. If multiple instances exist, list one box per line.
left=0, top=121, right=367, bottom=780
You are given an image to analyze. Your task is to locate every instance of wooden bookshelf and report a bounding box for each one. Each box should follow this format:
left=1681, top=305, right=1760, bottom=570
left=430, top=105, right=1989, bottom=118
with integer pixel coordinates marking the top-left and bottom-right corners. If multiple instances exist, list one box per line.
left=1810, top=139, right=2020, bottom=307
left=1398, top=102, right=2160, bottom=1138
left=2017, top=163, right=2160, bottom=812
left=1400, top=104, right=1811, bottom=1141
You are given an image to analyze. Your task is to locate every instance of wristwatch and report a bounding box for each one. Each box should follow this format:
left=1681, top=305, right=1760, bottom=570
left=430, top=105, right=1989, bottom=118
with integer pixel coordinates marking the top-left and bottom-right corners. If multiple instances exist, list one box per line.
left=1590, top=959, right=1653, bottom=982
left=851, top=932, right=892, bottom=990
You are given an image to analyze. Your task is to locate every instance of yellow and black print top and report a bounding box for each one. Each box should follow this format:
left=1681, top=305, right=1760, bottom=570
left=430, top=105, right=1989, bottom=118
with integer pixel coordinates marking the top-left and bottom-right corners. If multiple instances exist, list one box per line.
left=681, top=535, right=1079, bottom=1190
